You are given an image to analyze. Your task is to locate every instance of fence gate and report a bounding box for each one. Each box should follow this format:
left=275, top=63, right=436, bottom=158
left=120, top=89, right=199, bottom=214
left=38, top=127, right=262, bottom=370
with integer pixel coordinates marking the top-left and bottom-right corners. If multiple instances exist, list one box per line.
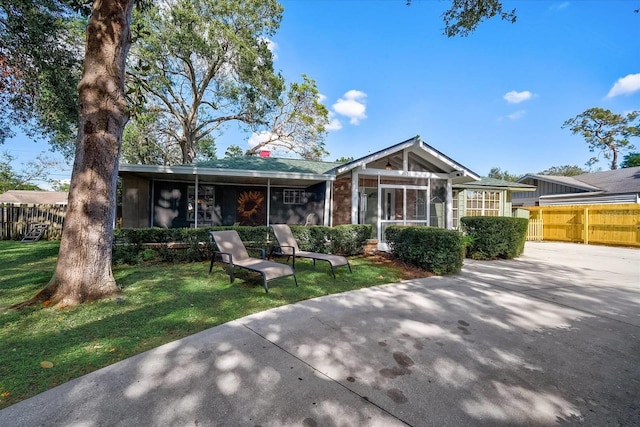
left=526, top=218, right=543, bottom=241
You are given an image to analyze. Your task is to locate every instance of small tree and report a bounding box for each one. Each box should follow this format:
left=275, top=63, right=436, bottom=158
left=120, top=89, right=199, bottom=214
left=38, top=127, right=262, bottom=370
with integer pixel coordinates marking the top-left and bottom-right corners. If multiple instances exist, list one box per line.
left=224, top=145, right=245, bottom=158
left=487, top=167, right=520, bottom=182
left=336, top=156, right=355, bottom=163
left=562, top=108, right=640, bottom=170
left=620, top=152, right=640, bottom=168
left=0, top=151, right=61, bottom=192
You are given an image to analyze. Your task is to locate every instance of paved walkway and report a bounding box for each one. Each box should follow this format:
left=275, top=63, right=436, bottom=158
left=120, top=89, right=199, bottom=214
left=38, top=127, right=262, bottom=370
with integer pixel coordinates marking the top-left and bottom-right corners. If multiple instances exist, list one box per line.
left=1, top=242, right=639, bottom=426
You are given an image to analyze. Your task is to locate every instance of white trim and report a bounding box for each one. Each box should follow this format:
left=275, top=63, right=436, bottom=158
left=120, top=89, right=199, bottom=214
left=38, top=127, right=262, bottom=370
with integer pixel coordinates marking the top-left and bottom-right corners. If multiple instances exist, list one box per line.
left=324, top=181, right=331, bottom=226
left=266, top=179, right=271, bottom=227
left=351, top=171, right=359, bottom=224
left=446, top=179, right=453, bottom=229
left=194, top=175, right=199, bottom=228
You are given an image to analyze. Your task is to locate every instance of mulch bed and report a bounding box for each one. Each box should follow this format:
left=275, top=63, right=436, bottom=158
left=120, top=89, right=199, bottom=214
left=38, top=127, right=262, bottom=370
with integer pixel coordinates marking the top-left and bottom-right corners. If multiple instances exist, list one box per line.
left=366, top=252, right=433, bottom=280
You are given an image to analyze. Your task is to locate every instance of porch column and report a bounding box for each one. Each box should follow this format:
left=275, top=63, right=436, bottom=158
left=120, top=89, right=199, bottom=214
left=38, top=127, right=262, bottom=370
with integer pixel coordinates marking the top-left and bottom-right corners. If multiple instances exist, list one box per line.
left=324, top=180, right=331, bottom=226
left=194, top=174, right=199, bottom=228
left=351, top=171, right=359, bottom=224
left=446, top=179, right=453, bottom=229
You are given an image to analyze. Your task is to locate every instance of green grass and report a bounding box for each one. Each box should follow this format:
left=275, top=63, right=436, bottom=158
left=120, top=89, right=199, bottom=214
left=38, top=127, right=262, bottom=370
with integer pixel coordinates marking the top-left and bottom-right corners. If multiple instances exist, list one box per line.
left=0, top=241, right=410, bottom=409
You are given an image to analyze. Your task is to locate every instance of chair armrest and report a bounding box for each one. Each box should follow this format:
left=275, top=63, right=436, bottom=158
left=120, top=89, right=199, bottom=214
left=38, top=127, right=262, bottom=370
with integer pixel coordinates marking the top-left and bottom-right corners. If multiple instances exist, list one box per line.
left=214, top=250, right=233, bottom=266
left=245, top=247, right=266, bottom=259
left=270, top=244, right=295, bottom=257
left=268, top=245, right=296, bottom=269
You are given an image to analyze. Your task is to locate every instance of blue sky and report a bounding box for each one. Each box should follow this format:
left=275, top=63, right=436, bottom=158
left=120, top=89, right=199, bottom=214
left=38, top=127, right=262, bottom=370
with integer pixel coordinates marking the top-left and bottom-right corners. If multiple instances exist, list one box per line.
left=4, top=0, right=639, bottom=187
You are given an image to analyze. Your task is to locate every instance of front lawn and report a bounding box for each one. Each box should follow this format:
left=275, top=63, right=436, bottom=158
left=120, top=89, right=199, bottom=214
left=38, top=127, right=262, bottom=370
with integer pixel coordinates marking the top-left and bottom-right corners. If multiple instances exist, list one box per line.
left=0, top=240, right=418, bottom=409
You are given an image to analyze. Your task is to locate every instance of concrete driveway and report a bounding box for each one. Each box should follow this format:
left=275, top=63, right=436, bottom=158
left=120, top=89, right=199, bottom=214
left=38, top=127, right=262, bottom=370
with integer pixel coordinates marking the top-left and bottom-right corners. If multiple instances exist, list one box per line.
left=1, top=242, right=639, bottom=426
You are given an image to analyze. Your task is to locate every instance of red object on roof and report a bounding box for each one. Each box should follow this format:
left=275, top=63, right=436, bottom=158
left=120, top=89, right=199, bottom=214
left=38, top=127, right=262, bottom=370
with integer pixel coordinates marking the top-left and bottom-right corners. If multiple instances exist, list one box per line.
left=259, top=150, right=270, bottom=158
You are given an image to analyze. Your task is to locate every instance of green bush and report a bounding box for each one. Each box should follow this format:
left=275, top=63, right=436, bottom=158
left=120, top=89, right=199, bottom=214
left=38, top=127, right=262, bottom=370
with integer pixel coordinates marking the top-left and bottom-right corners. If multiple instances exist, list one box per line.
left=112, top=224, right=371, bottom=265
left=289, top=224, right=371, bottom=256
left=460, top=216, right=529, bottom=260
left=385, top=226, right=464, bottom=275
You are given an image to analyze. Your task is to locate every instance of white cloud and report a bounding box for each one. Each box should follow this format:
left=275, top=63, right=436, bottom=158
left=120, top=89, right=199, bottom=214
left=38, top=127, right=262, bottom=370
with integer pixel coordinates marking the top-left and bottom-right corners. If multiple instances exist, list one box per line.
left=262, top=38, right=278, bottom=60
left=324, top=111, right=343, bottom=131
left=248, top=131, right=280, bottom=149
left=317, top=93, right=327, bottom=103
left=332, top=90, right=368, bottom=125
left=550, top=2, right=569, bottom=11
left=326, top=118, right=343, bottom=131
left=503, top=90, right=534, bottom=104
left=507, top=110, right=526, bottom=120
left=606, top=73, right=640, bottom=98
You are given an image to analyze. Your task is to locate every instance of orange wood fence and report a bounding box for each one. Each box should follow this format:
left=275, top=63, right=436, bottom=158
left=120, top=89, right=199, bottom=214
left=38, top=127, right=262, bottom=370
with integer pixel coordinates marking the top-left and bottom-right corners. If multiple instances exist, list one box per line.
left=525, top=204, right=640, bottom=247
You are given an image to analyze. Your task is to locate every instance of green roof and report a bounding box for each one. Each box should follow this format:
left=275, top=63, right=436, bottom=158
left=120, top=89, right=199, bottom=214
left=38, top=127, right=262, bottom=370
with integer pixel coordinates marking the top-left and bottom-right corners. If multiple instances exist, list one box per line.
left=195, top=157, right=343, bottom=175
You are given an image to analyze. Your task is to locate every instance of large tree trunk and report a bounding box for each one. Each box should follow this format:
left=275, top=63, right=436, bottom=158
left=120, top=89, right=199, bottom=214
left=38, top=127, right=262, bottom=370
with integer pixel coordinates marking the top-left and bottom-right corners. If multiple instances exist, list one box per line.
left=21, top=0, right=135, bottom=307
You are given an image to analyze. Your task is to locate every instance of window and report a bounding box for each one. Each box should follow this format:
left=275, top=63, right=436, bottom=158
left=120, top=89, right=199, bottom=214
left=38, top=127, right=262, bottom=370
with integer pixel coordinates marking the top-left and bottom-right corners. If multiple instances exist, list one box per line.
left=283, top=189, right=305, bottom=204
left=452, top=190, right=460, bottom=228
left=466, top=190, right=501, bottom=217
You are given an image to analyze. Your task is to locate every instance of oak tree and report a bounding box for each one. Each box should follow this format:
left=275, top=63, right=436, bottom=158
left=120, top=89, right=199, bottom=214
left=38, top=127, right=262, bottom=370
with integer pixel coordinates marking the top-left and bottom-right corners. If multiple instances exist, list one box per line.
left=128, top=0, right=285, bottom=164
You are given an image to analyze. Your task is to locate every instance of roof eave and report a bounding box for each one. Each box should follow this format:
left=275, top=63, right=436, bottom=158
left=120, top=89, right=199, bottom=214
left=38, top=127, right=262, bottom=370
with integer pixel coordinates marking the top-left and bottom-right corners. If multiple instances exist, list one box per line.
left=119, top=163, right=335, bottom=181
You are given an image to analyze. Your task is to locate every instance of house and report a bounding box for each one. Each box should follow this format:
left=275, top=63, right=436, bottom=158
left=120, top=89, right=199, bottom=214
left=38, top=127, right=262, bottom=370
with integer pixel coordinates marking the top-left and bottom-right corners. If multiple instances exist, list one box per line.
left=513, top=166, right=640, bottom=206
left=0, top=190, right=68, bottom=205
left=119, top=136, right=530, bottom=249
left=452, top=178, right=536, bottom=227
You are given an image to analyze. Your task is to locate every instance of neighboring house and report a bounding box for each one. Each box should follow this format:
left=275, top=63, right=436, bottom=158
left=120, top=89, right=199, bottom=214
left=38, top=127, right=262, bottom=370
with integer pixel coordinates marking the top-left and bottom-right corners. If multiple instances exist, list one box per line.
left=452, top=178, right=536, bottom=228
left=513, top=166, right=640, bottom=206
left=0, top=190, right=68, bottom=205
left=119, top=136, right=525, bottom=249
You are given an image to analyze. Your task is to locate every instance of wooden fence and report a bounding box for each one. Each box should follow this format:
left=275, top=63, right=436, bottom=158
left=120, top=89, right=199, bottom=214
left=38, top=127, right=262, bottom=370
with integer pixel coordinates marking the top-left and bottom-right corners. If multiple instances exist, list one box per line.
left=525, top=204, right=640, bottom=247
left=526, top=218, right=543, bottom=241
left=0, top=204, right=67, bottom=240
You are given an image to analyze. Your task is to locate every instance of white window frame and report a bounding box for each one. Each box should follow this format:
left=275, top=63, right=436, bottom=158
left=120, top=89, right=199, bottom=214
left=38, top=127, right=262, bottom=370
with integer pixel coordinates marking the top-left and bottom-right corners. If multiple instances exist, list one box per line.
left=283, top=189, right=305, bottom=205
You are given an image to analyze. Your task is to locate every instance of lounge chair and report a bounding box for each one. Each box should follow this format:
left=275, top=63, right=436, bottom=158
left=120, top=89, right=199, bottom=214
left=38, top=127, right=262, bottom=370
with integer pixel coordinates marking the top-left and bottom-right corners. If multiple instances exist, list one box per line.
left=209, top=230, right=298, bottom=293
left=270, top=224, right=352, bottom=279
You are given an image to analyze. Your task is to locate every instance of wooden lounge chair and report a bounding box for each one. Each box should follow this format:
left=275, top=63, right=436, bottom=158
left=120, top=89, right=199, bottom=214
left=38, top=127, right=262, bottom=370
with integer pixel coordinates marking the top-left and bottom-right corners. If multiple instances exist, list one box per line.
left=209, top=230, right=297, bottom=293
left=270, top=224, right=352, bottom=279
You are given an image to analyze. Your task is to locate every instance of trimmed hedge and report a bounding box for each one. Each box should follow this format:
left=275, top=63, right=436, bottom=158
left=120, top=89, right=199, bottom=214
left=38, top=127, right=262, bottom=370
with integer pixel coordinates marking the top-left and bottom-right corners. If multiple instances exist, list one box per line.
left=385, top=226, right=465, bottom=275
left=460, top=216, right=529, bottom=260
left=112, top=224, right=372, bottom=265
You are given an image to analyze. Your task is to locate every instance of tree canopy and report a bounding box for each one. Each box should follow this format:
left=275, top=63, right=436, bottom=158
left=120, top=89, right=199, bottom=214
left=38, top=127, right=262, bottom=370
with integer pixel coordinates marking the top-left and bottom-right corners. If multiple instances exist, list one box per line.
left=487, top=167, right=520, bottom=182
left=128, top=0, right=284, bottom=164
left=0, top=0, right=86, bottom=156
left=562, top=108, right=640, bottom=170
left=537, top=165, right=588, bottom=177
left=620, top=152, right=640, bottom=168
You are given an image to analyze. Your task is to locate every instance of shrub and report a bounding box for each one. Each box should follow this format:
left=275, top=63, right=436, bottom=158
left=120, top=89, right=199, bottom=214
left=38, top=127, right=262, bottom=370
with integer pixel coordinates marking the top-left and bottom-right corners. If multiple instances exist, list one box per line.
left=460, top=216, right=529, bottom=260
left=112, top=224, right=371, bottom=264
left=289, top=224, right=371, bottom=256
left=385, top=226, right=465, bottom=275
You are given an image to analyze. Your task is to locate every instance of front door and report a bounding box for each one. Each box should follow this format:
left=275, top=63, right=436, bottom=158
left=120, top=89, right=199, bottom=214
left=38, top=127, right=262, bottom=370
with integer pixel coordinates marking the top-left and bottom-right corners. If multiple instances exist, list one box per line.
left=378, top=184, right=429, bottom=250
